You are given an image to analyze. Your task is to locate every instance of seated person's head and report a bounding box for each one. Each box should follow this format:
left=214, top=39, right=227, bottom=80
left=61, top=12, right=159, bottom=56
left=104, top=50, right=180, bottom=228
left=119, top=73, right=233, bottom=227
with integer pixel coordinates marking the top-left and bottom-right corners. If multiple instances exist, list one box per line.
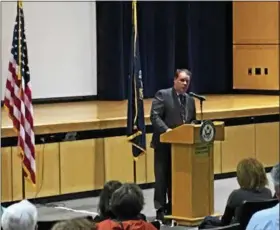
left=51, top=217, right=95, bottom=230
left=110, top=183, right=144, bottom=220
left=1, top=200, right=38, bottom=230
left=98, top=180, right=122, bottom=218
left=271, top=163, right=280, bottom=200
left=236, top=158, right=268, bottom=190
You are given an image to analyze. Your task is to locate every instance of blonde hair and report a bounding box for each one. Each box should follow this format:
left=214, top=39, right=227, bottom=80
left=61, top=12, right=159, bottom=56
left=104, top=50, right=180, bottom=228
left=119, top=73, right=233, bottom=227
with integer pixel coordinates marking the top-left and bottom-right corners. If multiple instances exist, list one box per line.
left=236, top=158, right=268, bottom=190
left=51, top=218, right=95, bottom=230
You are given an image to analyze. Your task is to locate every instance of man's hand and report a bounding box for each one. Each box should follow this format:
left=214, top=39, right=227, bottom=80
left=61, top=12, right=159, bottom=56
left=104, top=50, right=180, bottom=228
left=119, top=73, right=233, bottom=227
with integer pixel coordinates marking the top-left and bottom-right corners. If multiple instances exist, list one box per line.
left=166, top=128, right=172, bottom=132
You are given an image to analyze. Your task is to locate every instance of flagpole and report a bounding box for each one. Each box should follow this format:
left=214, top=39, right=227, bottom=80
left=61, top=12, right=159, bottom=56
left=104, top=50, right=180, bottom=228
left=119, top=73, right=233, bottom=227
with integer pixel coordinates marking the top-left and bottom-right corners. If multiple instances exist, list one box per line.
left=18, top=0, right=26, bottom=199
left=133, top=160, right=137, bottom=184
left=22, top=172, right=26, bottom=199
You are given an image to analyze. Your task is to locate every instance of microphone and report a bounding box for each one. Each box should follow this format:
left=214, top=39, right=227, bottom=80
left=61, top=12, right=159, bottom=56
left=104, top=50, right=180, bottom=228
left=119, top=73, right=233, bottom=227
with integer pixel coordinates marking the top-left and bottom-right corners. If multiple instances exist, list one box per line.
left=189, top=92, right=206, bottom=123
left=189, top=92, right=206, bottom=101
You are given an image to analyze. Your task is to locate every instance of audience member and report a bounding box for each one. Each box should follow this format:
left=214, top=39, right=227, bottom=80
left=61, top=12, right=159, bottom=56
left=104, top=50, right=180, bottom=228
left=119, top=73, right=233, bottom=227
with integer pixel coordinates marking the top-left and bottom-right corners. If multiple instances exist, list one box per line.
left=51, top=217, right=95, bottom=230
left=94, top=180, right=122, bottom=222
left=246, top=163, right=279, bottom=230
left=220, top=158, right=272, bottom=225
left=199, top=158, right=272, bottom=229
left=97, top=183, right=156, bottom=230
left=1, top=200, right=38, bottom=230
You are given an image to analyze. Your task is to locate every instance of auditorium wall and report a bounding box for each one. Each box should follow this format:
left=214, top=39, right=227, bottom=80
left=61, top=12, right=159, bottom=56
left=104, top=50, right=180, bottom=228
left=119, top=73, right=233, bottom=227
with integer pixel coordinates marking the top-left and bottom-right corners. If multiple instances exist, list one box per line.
left=233, top=2, right=280, bottom=90
left=1, top=1, right=97, bottom=99
left=1, top=121, right=279, bottom=202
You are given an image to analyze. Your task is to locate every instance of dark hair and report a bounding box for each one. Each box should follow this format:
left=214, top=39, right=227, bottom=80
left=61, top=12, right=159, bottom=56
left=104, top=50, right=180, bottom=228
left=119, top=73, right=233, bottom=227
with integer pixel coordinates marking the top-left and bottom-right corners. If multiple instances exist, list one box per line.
left=237, top=158, right=268, bottom=190
left=175, top=69, right=192, bottom=79
left=111, top=183, right=144, bottom=220
left=98, top=180, right=122, bottom=219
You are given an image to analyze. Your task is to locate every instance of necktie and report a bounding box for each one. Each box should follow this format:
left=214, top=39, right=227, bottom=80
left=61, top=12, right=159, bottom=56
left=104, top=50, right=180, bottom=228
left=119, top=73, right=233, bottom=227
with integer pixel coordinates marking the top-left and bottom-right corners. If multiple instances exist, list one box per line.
left=179, top=95, right=185, bottom=105
left=179, top=95, right=186, bottom=123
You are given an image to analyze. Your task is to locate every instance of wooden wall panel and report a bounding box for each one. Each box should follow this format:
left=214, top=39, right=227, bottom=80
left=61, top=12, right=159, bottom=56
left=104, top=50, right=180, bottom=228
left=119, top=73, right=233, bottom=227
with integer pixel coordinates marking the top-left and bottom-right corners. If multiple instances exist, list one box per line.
left=103, top=136, right=147, bottom=184
left=12, top=147, right=23, bottom=200
left=25, top=144, right=60, bottom=199
left=221, top=125, right=255, bottom=173
left=233, top=45, right=279, bottom=90
left=255, top=122, right=279, bottom=167
left=1, top=147, right=12, bottom=202
left=233, top=2, right=279, bottom=44
left=60, top=139, right=105, bottom=194
left=104, top=136, right=134, bottom=183
left=2, top=121, right=279, bottom=202
left=135, top=151, right=147, bottom=184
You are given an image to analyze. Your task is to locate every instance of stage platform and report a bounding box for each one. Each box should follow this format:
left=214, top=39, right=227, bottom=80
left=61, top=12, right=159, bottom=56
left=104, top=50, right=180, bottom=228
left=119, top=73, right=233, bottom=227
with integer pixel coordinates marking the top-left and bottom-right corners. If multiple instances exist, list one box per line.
left=1, top=94, right=279, bottom=137
left=1, top=94, right=279, bottom=204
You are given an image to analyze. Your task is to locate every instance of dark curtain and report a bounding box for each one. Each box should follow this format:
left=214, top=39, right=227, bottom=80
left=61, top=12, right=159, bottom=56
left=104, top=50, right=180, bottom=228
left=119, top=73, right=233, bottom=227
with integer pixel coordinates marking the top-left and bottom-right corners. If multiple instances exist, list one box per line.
left=96, top=1, right=232, bottom=100
left=96, top=2, right=131, bottom=100
left=186, top=2, right=233, bottom=94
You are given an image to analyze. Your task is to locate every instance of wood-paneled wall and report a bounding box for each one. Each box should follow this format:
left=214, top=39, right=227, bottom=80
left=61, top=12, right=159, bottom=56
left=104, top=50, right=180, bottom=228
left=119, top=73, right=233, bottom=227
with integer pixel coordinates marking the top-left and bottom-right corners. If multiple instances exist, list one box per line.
left=1, top=122, right=279, bottom=202
left=233, top=2, right=280, bottom=90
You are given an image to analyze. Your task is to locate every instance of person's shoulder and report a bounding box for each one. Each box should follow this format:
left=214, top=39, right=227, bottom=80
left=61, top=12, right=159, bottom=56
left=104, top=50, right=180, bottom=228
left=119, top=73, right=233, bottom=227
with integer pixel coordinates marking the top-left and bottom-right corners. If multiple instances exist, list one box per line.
left=96, top=219, right=115, bottom=228
left=154, top=88, right=172, bottom=99
left=262, top=187, right=273, bottom=196
left=156, top=88, right=172, bottom=95
left=227, top=189, right=243, bottom=206
left=229, top=188, right=260, bottom=201
left=229, top=188, right=241, bottom=197
left=247, top=204, right=279, bottom=228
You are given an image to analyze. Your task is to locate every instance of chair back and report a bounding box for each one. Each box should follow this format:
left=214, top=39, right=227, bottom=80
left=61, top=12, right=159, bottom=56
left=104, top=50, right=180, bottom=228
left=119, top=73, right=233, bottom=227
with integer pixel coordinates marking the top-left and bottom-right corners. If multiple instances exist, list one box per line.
left=238, top=199, right=278, bottom=229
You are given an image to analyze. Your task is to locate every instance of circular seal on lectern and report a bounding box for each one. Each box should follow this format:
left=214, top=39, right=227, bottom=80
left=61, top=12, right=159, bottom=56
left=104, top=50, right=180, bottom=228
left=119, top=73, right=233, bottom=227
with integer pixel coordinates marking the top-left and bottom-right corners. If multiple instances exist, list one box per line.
left=200, top=120, right=215, bottom=143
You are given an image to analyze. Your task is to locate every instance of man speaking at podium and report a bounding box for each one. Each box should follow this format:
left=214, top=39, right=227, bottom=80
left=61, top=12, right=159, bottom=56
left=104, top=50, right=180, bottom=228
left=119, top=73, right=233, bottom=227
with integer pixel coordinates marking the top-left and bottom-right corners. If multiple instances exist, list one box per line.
left=150, top=69, right=196, bottom=222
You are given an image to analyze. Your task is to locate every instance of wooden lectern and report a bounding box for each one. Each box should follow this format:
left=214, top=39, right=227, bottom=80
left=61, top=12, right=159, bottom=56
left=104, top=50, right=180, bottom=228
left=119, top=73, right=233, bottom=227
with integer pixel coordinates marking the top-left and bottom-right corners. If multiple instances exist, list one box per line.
left=161, top=121, right=225, bottom=226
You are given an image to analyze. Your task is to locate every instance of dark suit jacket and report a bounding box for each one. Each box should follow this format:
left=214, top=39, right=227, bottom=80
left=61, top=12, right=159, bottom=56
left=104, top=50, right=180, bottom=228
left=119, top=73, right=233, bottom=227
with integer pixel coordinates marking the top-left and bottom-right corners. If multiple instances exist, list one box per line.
left=150, top=87, right=196, bottom=148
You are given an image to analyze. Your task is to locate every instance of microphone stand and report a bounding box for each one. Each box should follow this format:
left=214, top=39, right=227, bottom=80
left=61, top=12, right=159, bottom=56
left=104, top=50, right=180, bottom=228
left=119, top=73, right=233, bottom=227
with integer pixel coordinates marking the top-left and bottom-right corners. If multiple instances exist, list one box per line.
left=200, top=99, right=204, bottom=124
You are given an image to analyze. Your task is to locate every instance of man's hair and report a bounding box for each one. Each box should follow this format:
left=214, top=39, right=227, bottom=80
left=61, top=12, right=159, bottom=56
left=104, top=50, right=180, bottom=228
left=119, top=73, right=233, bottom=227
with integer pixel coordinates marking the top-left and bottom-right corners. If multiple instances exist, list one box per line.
left=98, top=180, right=122, bottom=219
left=51, top=218, right=95, bottom=230
left=236, top=158, right=268, bottom=190
left=271, top=163, right=280, bottom=191
left=1, top=200, right=38, bottom=230
left=110, top=183, right=144, bottom=220
left=175, top=69, right=192, bottom=79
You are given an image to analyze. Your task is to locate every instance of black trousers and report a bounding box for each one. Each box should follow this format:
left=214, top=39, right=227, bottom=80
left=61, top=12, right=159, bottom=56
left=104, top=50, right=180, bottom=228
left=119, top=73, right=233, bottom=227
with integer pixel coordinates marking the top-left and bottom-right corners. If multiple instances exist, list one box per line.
left=153, top=143, right=172, bottom=211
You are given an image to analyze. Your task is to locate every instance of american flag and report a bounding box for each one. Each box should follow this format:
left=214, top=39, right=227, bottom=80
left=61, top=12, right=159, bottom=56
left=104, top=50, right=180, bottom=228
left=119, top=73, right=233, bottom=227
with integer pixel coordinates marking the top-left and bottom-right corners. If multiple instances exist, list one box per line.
left=4, top=1, right=36, bottom=185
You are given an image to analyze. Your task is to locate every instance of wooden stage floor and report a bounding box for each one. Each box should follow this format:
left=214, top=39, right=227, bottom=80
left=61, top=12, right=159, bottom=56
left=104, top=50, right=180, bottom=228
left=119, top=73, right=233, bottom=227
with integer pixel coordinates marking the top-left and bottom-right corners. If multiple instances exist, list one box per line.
left=2, top=94, right=279, bottom=137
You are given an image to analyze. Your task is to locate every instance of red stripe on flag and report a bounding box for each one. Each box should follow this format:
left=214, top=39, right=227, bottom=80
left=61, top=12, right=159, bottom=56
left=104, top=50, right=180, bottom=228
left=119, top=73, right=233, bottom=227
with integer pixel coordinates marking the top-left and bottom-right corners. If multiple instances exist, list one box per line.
left=4, top=2, right=36, bottom=185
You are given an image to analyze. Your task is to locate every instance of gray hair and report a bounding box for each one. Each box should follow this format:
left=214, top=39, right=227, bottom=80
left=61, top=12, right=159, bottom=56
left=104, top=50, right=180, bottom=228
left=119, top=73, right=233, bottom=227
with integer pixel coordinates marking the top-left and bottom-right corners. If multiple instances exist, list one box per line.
left=1, top=200, right=38, bottom=230
left=271, top=163, right=280, bottom=188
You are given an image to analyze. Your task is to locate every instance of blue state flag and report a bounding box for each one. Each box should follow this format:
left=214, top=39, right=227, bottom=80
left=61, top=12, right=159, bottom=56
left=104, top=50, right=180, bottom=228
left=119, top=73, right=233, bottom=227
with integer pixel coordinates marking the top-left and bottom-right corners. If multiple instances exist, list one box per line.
left=127, top=1, right=146, bottom=158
